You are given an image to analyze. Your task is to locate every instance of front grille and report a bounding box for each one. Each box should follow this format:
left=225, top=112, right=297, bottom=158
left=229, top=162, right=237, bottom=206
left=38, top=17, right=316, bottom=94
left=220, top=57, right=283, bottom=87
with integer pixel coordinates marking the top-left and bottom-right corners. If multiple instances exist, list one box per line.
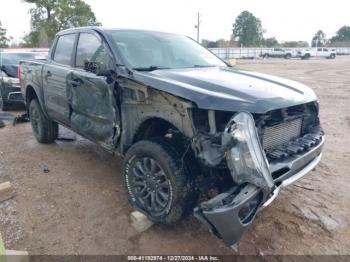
left=262, top=118, right=303, bottom=152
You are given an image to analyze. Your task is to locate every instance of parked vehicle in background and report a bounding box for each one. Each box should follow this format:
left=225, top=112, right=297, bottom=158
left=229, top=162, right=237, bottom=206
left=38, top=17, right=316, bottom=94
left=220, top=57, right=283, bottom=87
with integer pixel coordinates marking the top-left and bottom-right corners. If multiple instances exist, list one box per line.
left=297, top=48, right=336, bottom=60
left=261, top=48, right=296, bottom=59
left=0, top=50, right=47, bottom=110
left=336, top=48, right=350, bottom=56
left=19, top=27, right=324, bottom=248
left=283, top=49, right=297, bottom=59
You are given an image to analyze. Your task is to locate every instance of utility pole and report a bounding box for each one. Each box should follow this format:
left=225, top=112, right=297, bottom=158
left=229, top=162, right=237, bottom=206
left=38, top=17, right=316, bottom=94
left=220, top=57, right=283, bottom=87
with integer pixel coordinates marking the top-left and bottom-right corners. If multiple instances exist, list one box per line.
left=194, top=12, right=201, bottom=43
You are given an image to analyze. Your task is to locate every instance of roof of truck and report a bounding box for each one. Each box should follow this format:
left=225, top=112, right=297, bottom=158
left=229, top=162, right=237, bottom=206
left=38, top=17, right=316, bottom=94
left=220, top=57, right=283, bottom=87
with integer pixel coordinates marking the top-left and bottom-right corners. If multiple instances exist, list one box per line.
left=57, top=26, right=178, bottom=36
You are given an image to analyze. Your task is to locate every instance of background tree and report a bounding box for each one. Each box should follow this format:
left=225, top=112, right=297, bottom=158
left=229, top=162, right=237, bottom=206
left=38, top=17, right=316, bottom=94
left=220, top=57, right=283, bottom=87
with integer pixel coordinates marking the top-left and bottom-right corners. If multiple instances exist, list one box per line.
left=330, top=26, right=350, bottom=42
left=201, top=39, right=218, bottom=48
left=232, top=11, right=264, bottom=47
left=280, top=41, right=309, bottom=48
left=0, top=21, right=9, bottom=48
left=23, top=0, right=101, bottom=47
left=262, top=37, right=279, bottom=48
left=202, top=38, right=237, bottom=48
left=311, top=30, right=327, bottom=47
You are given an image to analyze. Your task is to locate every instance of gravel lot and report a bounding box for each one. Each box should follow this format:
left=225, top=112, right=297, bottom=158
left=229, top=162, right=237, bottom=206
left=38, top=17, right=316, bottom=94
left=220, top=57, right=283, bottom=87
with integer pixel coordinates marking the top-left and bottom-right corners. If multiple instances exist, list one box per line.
left=0, top=57, right=349, bottom=255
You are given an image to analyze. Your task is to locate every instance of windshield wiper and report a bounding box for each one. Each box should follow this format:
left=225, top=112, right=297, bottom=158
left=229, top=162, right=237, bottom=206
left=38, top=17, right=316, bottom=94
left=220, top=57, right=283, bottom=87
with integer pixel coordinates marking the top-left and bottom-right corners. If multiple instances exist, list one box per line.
left=133, top=66, right=170, bottom=71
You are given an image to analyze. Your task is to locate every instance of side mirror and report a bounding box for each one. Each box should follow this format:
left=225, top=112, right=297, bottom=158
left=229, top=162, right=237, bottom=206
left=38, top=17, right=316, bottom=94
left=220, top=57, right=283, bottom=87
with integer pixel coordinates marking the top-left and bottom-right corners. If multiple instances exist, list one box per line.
left=84, top=60, right=100, bottom=74
left=83, top=60, right=114, bottom=77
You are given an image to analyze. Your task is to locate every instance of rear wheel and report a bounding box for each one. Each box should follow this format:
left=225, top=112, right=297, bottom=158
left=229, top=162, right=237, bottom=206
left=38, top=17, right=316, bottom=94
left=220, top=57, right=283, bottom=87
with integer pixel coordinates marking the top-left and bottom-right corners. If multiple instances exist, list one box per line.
left=123, top=138, right=197, bottom=225
left=285, top=53, right=292, bottom=59
left=29, top=99, right=58, bottom=143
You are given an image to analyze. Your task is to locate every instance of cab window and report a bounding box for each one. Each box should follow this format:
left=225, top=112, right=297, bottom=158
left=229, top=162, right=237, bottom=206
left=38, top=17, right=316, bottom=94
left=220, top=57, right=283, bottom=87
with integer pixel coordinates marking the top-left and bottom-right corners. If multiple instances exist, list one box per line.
left=53, top=34, right=76, bottom=65
left=75, top=33, right=113, bottom=69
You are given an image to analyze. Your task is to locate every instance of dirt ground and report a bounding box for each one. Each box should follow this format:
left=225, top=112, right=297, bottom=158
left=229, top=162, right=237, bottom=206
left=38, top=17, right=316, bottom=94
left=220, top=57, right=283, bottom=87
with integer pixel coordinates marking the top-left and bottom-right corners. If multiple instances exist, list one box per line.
left=0, top=57, right=349, bottom=255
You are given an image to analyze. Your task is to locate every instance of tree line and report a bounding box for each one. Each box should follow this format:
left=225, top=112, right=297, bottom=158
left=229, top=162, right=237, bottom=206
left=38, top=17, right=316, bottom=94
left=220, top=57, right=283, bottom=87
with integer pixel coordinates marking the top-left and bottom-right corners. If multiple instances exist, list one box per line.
left=0, top=0, right=100, bottom=48
left=202, top=11, right=350, bottom=48
left=0, top=4, right=350, bottom=48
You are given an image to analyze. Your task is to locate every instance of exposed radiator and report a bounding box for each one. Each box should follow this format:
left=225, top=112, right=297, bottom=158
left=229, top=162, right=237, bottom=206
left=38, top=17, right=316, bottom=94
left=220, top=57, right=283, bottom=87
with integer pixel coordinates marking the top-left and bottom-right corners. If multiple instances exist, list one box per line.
left=262, top=118, right=303, bottom=151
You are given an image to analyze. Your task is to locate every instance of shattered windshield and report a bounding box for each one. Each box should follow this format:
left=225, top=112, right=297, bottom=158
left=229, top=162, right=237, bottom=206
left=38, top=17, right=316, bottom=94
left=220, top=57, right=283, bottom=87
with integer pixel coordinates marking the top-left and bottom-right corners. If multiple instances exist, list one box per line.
left=108, top=30, right=226, bottom=70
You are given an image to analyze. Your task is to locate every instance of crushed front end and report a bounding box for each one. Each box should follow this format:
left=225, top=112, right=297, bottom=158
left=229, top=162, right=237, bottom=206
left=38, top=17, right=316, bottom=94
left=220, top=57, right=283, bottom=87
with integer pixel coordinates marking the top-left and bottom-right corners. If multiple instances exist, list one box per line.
left=191, top=102, right=324, bottom=248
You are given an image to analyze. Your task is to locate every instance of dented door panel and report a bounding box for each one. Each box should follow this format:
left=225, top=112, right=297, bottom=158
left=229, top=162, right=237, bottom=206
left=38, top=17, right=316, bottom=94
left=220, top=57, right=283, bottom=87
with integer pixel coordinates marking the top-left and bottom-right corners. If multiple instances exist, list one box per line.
left=67, top=71, right=120, bottom=149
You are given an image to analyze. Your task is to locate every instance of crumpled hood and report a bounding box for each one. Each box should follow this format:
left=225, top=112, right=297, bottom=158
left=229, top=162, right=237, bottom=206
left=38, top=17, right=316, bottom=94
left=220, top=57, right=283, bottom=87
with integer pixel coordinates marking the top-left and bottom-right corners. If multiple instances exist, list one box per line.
left=134, top=67, right=317, bottom=113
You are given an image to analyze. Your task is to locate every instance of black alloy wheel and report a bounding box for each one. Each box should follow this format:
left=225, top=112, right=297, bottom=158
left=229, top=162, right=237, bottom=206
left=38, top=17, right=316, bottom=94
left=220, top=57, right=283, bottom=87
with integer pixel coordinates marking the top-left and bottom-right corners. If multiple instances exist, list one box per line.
left=129, top=157, right=171, bottom=215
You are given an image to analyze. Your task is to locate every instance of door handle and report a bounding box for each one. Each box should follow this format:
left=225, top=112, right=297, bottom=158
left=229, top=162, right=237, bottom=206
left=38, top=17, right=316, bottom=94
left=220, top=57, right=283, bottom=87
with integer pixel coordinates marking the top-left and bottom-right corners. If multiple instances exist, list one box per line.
left=44, top=71, right=52, bottom=81
left=68, top=79, right=82, bottom=87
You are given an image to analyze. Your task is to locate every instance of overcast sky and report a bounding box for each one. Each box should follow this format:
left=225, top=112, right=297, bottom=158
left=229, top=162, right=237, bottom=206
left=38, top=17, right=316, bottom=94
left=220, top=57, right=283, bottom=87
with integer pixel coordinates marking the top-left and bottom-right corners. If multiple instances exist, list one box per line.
left=0, top=0, right=349, bottom=44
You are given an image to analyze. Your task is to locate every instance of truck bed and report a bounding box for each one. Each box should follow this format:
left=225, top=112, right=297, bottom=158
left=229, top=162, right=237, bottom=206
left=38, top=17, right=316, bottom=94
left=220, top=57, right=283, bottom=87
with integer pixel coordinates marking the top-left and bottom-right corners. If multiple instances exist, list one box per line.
left=19, top=59, right=46, bottom=105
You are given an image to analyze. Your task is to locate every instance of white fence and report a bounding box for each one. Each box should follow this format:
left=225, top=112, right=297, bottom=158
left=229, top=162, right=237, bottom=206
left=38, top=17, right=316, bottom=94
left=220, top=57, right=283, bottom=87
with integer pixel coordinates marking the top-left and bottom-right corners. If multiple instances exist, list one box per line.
left=209, top=47, right=350, bottom=60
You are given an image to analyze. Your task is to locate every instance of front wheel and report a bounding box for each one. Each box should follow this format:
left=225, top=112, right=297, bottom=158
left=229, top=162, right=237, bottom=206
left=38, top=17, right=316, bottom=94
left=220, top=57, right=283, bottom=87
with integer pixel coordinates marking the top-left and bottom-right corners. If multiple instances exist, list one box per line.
left=123, top=139, right=197, bottom=225
left=29, top=99, right=58, bottom=143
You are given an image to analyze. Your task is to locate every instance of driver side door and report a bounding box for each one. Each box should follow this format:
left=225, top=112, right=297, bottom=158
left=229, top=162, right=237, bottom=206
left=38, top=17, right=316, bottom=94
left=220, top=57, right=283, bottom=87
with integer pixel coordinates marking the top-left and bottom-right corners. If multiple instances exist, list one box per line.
left=67, top=31, right=120, bottom=150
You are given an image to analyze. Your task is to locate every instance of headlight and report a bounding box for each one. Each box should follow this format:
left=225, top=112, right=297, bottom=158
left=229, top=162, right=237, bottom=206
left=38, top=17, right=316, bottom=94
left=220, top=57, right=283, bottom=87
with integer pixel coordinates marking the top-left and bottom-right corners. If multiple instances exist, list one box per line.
left=224, top=112, right=274, bottom=191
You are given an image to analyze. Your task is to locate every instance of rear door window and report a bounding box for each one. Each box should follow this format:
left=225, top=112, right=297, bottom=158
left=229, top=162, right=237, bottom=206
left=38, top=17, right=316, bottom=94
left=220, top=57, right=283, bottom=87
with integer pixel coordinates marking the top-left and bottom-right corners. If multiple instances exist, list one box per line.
left=53, top=34, right=76, bottom=65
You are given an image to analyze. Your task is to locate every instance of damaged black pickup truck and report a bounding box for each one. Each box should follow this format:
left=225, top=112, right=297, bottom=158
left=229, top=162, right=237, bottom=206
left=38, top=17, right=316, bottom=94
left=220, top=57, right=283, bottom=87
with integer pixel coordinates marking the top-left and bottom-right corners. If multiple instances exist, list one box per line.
left=19, top=27, right=324, bottom=248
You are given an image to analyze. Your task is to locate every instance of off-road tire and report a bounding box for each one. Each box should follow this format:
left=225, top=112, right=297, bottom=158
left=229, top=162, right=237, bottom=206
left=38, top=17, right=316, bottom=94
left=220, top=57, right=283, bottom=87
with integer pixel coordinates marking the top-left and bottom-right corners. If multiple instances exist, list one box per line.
left=29, top=99, right=58, bottom=143
left=123, top=138, right=197, bottom=225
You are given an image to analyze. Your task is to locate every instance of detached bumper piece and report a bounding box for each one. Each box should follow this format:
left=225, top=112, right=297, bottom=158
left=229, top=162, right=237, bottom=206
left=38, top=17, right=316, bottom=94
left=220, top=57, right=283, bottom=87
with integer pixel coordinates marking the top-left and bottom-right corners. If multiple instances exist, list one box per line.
left=194, top=184, right=263, bottom=247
